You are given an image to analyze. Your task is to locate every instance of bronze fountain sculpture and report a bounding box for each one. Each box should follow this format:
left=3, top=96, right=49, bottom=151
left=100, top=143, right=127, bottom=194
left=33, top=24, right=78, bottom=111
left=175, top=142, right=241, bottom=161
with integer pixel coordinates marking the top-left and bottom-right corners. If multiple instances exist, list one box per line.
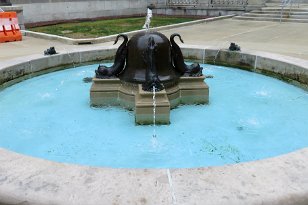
left=90, top=31, right=209, bottom=124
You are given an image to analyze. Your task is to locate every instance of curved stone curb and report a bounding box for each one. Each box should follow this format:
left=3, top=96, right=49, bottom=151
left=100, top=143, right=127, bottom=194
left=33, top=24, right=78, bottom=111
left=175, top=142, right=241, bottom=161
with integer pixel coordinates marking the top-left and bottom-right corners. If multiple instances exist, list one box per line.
left=0, top=148, right=307, bottom=205
left=1, top=45, right=307, bottom=90
left=180, top=46, right=308, bottom=89
left=21, top=15, right=235, bottom=45
left=0, top=46, right=308, bottom=205
left=0, top=46, right=117, bottom=89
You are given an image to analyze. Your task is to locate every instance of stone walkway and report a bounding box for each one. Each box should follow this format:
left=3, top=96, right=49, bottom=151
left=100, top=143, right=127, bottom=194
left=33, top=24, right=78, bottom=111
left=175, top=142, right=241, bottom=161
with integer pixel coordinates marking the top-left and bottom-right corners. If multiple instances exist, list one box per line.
left=161, top=19, right=308, bottom=60
left=1, top=18, right=308, bottom=61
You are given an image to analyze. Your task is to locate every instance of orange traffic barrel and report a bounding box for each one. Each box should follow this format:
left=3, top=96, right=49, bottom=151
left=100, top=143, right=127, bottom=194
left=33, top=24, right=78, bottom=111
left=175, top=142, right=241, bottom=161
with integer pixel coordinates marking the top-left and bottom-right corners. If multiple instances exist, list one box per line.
left=0, top=12, right=22, bottom=43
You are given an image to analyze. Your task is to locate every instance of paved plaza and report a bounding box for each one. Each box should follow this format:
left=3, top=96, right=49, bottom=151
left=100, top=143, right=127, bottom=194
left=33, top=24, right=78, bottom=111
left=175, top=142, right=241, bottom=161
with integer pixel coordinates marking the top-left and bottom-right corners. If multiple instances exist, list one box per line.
left=1, top=18, right=308, bottom=62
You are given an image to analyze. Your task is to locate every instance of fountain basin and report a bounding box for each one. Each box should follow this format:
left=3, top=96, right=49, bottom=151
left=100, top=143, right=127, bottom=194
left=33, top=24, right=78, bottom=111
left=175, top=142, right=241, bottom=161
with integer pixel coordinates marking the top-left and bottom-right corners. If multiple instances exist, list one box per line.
left=2, top=62, right=308, bottom=168
left=0, top=46, right=308, bottom=204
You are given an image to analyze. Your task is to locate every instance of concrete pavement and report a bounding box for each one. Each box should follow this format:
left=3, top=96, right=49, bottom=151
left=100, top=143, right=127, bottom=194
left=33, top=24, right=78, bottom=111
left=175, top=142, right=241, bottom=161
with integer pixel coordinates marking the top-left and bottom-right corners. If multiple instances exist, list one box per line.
left=1, top=18, right=308, bottom=61
left=0, top=19, right=308, bottom=61
left=161, top=19, right=308, bottom=60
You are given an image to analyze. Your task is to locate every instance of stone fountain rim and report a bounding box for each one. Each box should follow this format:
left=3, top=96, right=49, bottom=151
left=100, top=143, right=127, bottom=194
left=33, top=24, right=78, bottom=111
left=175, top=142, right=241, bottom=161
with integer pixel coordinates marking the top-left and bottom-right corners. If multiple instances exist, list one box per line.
left=0, top=46, right=308, bottom=204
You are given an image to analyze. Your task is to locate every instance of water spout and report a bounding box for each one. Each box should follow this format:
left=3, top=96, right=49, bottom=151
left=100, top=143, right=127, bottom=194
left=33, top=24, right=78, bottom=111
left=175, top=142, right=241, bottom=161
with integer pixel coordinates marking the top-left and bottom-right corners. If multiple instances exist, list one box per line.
left=213, top=49, right=221, bottom=65
left=152, top=85, right=156, bottom=138
left=254, top=55, right=258, bottom=71
left=143, top=7, right=153, bottom=32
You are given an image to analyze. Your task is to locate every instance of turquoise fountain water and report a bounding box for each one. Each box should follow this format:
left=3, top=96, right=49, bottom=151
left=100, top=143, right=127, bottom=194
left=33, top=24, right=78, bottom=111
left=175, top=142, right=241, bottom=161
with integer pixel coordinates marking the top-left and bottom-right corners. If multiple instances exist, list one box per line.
left=0, top=63, right=308, bottom=168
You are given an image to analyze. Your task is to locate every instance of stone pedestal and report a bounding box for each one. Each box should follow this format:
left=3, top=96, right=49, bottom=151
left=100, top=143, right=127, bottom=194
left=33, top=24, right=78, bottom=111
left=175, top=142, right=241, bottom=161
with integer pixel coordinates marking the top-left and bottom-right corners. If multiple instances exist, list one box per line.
left=90, top=78, right=121, bottom=107
left=90, top=76, right=209, bottom=125
left=178, top=76, right=209, bottom=104
left=135, top=85, right=170, bottom=125
left=118, top=82, right=138, bottom=110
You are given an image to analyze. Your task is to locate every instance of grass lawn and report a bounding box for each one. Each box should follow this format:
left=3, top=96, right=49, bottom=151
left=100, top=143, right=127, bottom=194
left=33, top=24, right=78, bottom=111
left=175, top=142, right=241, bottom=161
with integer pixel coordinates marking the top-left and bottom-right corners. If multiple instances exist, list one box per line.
left=29, top=17, right=196, bottom=39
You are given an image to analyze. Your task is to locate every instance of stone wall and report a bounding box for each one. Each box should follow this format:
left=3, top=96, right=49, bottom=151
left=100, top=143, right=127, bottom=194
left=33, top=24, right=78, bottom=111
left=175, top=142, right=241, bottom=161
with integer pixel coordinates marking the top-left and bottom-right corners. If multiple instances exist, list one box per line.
left=7, top=0, right=269, bottom=27
left=151, top=0, right=265, bottom=16
left=7, top=0, right=268, bottom=27
left=267, top=0, right=308, bottom=3
left=9, top=0, right=148, bottom=26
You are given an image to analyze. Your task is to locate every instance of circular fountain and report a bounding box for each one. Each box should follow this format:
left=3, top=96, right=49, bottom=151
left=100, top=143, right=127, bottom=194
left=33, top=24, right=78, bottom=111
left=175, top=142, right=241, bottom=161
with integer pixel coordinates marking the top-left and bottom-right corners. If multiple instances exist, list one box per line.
left=0, top=31, right=308, bottom=204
